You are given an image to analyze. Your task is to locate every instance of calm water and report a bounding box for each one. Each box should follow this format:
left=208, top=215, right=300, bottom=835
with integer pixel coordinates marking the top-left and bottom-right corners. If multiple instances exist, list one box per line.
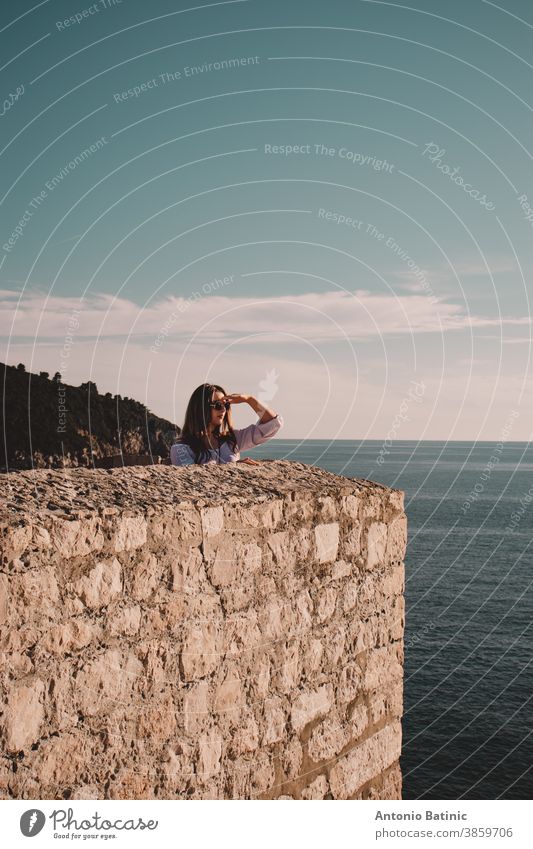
left=247, top=439, right=533, bottom=800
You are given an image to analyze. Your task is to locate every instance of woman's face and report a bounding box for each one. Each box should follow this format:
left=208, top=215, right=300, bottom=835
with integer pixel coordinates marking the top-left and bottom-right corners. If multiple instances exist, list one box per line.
left=209, top=389, right=228, bottom=428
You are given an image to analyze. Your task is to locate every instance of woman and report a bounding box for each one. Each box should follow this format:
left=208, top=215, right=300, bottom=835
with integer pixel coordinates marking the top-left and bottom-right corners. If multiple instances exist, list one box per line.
left=170, top=382, right=283, bottom=466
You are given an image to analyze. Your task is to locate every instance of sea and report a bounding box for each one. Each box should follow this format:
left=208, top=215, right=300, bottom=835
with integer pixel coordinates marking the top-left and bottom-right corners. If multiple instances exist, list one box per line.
left=247, top=439, right=533, bottom=800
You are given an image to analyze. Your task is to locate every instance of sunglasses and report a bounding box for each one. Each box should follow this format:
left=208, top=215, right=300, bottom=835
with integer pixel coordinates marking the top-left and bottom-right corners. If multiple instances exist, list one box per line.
left=209, top=401, right=231, bottom=411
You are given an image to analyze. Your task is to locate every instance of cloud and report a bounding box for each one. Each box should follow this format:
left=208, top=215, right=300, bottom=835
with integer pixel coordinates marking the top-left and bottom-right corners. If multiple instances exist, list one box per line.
left=389, top=256, right=520, bottom=286
left=2, top=287, right=529, bottom=350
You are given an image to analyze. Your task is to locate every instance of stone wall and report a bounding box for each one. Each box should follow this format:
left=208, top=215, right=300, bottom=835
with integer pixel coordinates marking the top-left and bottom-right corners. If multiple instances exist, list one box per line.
left=0, top=461, right=407, bottom=800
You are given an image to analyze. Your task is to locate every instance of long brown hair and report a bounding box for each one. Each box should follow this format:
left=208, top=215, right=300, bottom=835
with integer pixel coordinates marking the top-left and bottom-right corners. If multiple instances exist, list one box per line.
left=177, top=383, right=238, bottom=464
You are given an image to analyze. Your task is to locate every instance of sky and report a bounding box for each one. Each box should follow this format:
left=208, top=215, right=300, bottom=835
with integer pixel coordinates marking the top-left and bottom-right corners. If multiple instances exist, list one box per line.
left=1, top=0, right=532, bottom=440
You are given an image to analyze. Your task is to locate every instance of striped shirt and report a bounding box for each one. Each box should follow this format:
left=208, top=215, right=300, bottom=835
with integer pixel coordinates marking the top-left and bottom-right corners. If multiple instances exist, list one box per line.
left=169, top=413, right=283, bottom=466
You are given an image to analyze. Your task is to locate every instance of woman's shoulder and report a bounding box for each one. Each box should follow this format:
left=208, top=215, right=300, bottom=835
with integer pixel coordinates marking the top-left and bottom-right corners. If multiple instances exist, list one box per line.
left=172, top=438, right=192, bottom=449
left=171, top=439, right=194, bottom=455
left=170, top=440, right=195, bottom=466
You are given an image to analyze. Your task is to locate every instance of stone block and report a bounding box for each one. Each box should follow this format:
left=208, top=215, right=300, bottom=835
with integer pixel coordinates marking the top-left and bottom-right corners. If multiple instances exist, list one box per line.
left=265, top=528, right=313, bottom=571
left=72, top=557, right=122, bottom=609
left=361, top=495, right=383, bottom=521
left=343, top=579, right=359, bottom=613
left=161, top=740, right=195, bottom=791
left=2, top=676, right=45, bottom=752
left=291, top=684, right=334, bottom=733
left=382, top=564, right=405, bottom=599
left=136, top=692, right=177, bottom=744
left=366, top=522, right=388, bottom=569
left=282, top=737, right=303, bottom=779
left=197, top=730, right=222, bottom=781
left=329, top=721, right=402, bottom=799
left=113, top=515, right=148, bottom=552
left=295, top=589, right=314, bottom=631
left=171, top=547, right=204, bottom=594
left=251, top=658, right=271, bottom=700
left=204, top=537, right=261, bottom=587
left=108, top=768, right=153, bottom=800
left=315, top=587, right=337, bottom=623
left=214, top=667, right=243, bottom=718
left=230, top=710, right=260, bottom=754
left=364, top=644, right=403, bottom=693
left=184, top=681, right=211, bottom=734
left=149, top=507, right=202, bottom=544
left=283, top=492, right=315, bottom=523
left=32, top=526, right=51, bottom=549
left=46, top=666, right=79, bottom=732
left=107, top=604, right=142, bottom=637
left=317, top=496, right=338, bottom=521
left=200, top=506, right=224, bottom=538
left=336, top=662, right=363, bottom=705
left=386, top=515, right=408, bottom=564
left=272, top=639, right=300, bottom=693
left=308, top=715, right=349, bottom=763
left=341, top=495, right=360, bottom=519
left=42, top=618, right=100, bottom=654
left=70, top=784, right=101, bottom=800
left=75, top=649, right=143, bottom=717
left=2, top=523, right=32, bottom=564
left=349, top=617, right=375, bottom=655
left=301, top=774, right=329, bottom=799
left=181, top=621, right=222, bottom=681
left=258, top=499, right=284, bottom=530
left=130, top=552, right=162, bottom=601
left=386, top=489, right=405, bottom=516
left=32, top=732, right=96, bottom=788
left=13, top=568, right=60, bottom=625
left=262, top=697, right=287, bottom=745
left=303, top=637, right=323, bottom=672
left=347, top=702, right=369, bottom=741
left=314, top=523, right=339, bottom=563
left=222, top=609, right=262, bottom=656
left=323, top=625, right=346, bottom=667
left=342, top=524, right=362, bottom=558
left=368, top=680, right=404, bottom=724
left=332, top=559, right=352, bottom=580
left=265, top=530, right=294, bottom=567
left=388, top=595, right=405, bottom=641
left=50, top=517, right=104, bottom=558
left=229, top=751, right=275, bottom=799
left=256, top=598, right=283, bottom=642
left=361, top=760, right=402, bottom=799
left=223, top=503, right=261, bottom=529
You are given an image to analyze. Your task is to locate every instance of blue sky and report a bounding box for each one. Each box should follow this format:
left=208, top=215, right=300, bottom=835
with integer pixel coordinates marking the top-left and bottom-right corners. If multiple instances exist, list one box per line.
left=1, top=0, right=532, bottom=439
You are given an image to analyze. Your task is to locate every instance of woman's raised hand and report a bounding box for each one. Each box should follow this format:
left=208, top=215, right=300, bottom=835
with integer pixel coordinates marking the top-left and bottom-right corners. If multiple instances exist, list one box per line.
left=224, top=393, right=250, bottom=404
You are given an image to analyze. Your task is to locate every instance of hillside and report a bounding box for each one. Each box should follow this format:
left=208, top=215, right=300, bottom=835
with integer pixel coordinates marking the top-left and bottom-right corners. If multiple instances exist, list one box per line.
left=0, top=362, right=180, bottom=471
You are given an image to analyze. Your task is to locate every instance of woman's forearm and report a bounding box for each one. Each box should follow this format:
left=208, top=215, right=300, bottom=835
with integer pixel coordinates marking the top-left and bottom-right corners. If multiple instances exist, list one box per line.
left=246, top=395, right=277, bottom=423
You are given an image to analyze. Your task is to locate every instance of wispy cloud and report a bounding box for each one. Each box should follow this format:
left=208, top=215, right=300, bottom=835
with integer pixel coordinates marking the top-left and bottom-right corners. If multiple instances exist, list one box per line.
left=1, top=288, right=529, bottom=348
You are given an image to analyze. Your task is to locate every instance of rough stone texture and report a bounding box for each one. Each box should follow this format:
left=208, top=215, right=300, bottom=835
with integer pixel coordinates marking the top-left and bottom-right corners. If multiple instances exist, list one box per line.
left=0, top=460, right=407, bottom=800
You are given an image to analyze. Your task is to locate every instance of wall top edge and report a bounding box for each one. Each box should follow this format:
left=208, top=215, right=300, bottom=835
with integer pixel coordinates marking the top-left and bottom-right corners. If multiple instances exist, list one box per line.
left=1, top=460, right=403, bottom=525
